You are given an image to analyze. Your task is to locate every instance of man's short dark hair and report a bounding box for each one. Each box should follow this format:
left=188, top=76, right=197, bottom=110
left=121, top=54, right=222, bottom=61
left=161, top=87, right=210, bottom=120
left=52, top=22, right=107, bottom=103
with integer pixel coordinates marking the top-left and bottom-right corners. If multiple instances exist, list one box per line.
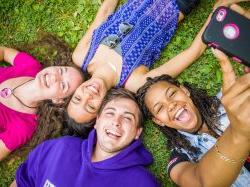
left=98, top=88, right=144, bottom=128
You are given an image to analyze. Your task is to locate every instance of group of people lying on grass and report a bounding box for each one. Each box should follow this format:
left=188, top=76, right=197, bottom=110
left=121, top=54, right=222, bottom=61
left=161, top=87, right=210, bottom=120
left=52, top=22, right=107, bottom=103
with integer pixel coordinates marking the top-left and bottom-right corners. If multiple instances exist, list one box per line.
left=0, top=0, right=249, bottom=186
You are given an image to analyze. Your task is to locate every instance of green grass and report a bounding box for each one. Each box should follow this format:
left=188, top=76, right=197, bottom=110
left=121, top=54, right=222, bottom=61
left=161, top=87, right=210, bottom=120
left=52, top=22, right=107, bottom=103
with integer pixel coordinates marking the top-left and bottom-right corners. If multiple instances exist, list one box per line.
left=0, top=0, right=248, bottom=186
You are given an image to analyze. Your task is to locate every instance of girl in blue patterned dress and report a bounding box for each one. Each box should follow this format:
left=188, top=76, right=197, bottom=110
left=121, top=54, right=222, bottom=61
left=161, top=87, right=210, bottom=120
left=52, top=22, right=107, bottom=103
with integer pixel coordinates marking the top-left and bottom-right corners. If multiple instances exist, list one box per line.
left=67, top=0, right=201, bottom=124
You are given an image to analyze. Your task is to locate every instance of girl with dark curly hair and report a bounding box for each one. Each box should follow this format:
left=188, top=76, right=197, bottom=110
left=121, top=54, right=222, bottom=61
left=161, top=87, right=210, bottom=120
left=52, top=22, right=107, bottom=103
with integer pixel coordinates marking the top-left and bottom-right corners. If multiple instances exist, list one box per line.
left=136, top=3, right=250, bottom=186
left=137, top=47, right=250, bottom=186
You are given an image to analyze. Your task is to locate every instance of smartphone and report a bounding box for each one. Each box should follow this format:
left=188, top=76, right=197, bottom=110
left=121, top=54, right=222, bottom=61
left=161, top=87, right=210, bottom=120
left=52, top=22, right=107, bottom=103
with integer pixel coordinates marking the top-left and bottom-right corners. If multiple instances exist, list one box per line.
left=202, top=6, right=250, bottom=67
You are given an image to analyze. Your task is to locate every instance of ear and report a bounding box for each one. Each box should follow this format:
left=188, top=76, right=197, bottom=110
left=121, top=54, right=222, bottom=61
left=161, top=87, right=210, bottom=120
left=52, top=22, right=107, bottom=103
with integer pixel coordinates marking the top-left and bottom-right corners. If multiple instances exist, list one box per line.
left=180, top=85, right=190, bottom=96
left=152, top=117, right=165, bottom=127
left=52, top=98, right=64, bottom=104
left=135, top=127, right=143, bottom=140
left=94, top=116, right=99, bottom=129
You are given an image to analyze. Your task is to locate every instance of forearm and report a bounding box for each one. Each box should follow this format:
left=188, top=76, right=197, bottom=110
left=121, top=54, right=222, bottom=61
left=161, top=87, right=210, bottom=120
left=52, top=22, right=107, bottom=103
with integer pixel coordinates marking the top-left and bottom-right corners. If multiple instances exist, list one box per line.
left=145, top=13, right=211, bottom=79
left=0, top=140, right=11, bottom=161
left=0, top=47, right=18, bottom=65
left=72, top=0, right=119, bottom=67
left=81, top=0, right=119, bottom=42
left=0, top=47, right=6, bottom=61
left=196, top=127, right=249, bottom=187
left=10, top=180, right=17, bottom=187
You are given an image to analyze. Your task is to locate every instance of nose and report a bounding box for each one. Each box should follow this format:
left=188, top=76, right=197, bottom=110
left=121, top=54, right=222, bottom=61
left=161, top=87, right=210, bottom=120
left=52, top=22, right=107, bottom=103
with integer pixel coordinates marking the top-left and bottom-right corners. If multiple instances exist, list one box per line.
left=83, top=91, right=94, bottom=100
left=50, top=71, right=63, bottom=84
left=112, top=115, right=122, bottom=127
left=167, top=101, right=177, bottom=112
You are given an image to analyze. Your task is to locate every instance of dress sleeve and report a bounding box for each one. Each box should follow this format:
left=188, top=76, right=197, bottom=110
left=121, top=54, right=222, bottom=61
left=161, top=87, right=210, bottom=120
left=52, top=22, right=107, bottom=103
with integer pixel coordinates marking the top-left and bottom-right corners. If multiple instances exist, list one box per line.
left=0, top=52, right=42, bottom=82
left=167, top=149, right=190, bottom=176
left=13, top=52, right=42, bottom=77
left=0, top=118, right=37, bottom=151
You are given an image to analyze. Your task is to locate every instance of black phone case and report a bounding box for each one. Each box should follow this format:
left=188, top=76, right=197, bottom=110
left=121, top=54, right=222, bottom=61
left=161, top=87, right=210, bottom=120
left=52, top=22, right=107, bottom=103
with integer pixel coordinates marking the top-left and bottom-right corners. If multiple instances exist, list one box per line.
left=202, top=6, right=250, bottom=67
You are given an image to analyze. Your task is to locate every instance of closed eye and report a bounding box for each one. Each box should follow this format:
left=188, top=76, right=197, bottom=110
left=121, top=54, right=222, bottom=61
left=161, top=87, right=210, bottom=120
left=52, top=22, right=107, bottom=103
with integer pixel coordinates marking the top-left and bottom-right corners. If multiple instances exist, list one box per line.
left=156, top=105, right=163, bottom=114
left=72, top=96, right=81, bottom=104
left=86, top=104, right=96, bottom=114
left=106, top=112, right=114, bottom=116
left=61, top=82, right=65, bottom=90
left=61, top=82, right=69, bottom=93
left=59, top=68, right=63, bottom=75
left=169, top=90, right=176, bottom=97
left=124, top=116, right=132, bottom=121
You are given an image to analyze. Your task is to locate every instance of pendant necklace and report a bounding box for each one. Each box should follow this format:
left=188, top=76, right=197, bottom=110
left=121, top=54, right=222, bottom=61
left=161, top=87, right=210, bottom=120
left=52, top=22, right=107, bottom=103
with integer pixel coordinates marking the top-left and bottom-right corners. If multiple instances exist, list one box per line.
left=0, top=79, right=37, bottom=109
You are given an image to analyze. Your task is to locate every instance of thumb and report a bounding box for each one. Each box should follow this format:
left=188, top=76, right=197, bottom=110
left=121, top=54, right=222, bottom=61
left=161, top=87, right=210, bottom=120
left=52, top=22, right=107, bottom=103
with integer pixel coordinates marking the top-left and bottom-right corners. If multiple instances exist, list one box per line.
left=244, top=66, right=250, bottom=74
left=212, top=48, right=236, bottom=93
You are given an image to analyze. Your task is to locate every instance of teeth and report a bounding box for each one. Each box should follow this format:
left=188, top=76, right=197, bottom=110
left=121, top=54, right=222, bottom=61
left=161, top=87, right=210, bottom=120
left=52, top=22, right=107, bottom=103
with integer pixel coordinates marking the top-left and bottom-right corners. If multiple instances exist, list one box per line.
left=105, top=129, right=121, bottom=137
left=45, top=74, right=49, bottom=87
left=175, top=108, right=185, bottom=120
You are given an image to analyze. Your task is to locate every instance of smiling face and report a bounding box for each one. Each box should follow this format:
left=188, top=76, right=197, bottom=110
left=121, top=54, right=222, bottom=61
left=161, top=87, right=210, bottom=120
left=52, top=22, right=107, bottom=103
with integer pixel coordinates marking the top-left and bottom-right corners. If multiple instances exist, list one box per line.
left=144, top=81, right=202, bottom=133
left=67, top=77, right=108, bottom=123
left=94, top=98, right=142, bottom=156
left=35, top=66, right=83, bottom=101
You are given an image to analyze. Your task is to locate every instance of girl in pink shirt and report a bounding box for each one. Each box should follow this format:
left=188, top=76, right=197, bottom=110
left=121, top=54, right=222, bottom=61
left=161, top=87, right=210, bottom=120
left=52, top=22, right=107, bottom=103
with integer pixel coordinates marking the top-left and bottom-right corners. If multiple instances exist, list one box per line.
left=0, top=47, right=83, bottom=160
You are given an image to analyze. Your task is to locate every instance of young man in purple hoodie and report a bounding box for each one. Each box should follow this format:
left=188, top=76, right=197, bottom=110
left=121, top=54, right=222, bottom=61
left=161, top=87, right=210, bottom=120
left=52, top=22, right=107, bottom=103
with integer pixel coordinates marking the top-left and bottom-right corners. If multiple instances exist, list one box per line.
left=12, top=88, right=159, bottom=187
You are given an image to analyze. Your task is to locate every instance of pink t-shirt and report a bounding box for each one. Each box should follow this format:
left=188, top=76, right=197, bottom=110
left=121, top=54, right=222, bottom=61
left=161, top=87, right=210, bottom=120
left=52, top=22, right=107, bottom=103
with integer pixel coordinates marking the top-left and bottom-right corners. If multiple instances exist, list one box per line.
left=0, top=52, right=42, bottom=151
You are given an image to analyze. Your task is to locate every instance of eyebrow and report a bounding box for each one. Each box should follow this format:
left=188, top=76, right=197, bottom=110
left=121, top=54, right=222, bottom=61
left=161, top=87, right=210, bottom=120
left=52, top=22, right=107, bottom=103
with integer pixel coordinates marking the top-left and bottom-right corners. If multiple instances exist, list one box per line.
left=85, top=105, right=96, bottom=114
left=165, top=86, right=172, bottom=96
left=124, top=111, right=136, bottom=120
left=152, top=87, right=169, bottom=108
left=104, top=107, right=136, bottom=119
left=71, top=98, right=78, bottom=104
left=63, top=67, right=69, bottom=91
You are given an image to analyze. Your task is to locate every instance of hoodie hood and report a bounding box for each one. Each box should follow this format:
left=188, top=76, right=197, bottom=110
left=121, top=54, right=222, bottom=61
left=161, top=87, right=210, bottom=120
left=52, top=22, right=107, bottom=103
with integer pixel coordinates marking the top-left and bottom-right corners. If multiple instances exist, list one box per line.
left=82, top=129, right=153, bottom=170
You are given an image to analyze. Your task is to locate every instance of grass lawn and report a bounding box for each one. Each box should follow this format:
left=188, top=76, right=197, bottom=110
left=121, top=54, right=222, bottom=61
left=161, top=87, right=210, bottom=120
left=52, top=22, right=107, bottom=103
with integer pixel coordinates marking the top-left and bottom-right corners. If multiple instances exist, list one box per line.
left=0, top=0, right=248, bottom=186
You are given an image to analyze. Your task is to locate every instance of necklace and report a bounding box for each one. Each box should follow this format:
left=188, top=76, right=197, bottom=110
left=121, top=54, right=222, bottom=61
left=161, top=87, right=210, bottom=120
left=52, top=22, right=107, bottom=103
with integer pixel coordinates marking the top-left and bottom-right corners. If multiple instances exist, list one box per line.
left=0, top=79, right=37, bottom=109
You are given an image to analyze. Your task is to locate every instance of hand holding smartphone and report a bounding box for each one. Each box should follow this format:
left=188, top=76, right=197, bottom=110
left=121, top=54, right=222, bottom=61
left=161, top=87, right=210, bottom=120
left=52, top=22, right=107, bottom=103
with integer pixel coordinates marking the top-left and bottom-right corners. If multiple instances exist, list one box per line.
left=202, top=6, right=250, bottom=67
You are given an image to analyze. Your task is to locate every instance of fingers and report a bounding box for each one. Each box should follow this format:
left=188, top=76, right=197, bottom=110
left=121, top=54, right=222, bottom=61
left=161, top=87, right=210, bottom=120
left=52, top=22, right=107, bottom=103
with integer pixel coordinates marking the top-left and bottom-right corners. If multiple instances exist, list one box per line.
left=230, top=88, right=250, bottom=110
left=222, top=73, right=250, bottom=101
left=212, top=48, right=236, bottom=93
left=224, top=88, right=250, bottom=134
left=230, top=4, right=250, bottom=19
left=213, top=0, right=232, bottom=10
left=244, top=66, right=250, bottom=74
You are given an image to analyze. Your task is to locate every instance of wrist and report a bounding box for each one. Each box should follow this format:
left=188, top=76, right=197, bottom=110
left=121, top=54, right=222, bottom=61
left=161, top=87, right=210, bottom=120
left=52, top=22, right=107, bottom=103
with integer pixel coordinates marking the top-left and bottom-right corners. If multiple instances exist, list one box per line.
left=228, top=126, right=250, bottom=149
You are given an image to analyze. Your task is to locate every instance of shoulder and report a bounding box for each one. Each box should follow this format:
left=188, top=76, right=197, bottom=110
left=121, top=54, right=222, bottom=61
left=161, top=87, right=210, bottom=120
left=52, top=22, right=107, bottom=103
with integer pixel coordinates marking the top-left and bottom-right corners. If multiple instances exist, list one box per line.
left=167, top=149, right=190, bottom=177
left=13, top=52, right=42, bottom=75
left=43, top=136, right=84, bottom=148
left=14, top=52, right=41, bottom=66
left=124, top=166, right=159, bottom=187
left=34, top=136, right=84, bottom=155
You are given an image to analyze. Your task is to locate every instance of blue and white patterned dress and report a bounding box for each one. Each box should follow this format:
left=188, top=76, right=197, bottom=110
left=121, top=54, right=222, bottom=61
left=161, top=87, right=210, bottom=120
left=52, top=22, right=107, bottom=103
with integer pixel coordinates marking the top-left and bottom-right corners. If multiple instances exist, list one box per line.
left=82, top=0, right=179, bottom=86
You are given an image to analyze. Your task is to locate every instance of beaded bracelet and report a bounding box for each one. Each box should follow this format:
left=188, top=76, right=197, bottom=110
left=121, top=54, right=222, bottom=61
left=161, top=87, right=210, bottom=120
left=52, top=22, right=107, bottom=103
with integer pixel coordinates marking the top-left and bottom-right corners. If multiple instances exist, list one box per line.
left=214, top=144, right=245, bottom=164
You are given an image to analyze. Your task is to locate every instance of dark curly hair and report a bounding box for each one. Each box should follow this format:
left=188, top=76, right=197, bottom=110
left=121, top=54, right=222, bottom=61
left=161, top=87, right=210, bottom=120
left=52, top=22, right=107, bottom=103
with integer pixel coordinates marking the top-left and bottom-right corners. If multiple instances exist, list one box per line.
left=136, top=74, right=222, bottom=161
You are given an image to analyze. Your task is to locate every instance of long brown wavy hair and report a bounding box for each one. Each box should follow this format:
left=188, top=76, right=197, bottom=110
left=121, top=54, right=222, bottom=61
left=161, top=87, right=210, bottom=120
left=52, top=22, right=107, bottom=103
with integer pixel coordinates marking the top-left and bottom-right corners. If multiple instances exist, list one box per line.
left=136, top=74, right=222, bottom=161
left=13, top=33, right=84, bottom=157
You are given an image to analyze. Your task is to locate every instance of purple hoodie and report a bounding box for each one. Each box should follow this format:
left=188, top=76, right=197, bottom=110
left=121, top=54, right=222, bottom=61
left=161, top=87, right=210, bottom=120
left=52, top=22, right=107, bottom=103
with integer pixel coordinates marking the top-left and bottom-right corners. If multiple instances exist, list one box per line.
left=16, top=130, right=159, bottom=187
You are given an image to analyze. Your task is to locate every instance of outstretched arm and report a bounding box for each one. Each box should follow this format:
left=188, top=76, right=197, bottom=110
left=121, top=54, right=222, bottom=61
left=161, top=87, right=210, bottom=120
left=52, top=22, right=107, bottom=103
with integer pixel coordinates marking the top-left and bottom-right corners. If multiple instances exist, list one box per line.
left=144, top=12, right=211, bottom=80
left=0, top=47, right=19, bottom=65
left=9, top=181, right=17, bottom=187
left=169, top=49, right=250, bottom=187
left=214, top=0, right=250, bottom=10
left=144, top=3, right=250, bottom=80
left=0, top=140, right=11, bottom=161
left=72, top=0, right=119, bottom=67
